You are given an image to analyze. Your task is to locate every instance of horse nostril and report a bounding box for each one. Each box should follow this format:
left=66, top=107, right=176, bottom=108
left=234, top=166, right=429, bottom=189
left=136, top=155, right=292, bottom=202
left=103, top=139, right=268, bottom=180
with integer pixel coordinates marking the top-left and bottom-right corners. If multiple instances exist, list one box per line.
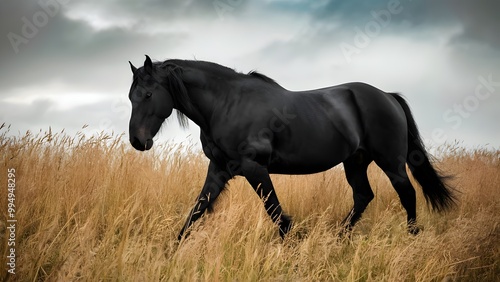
left=131, top=136, right=145, bottom=151
left=144, top=138, right=153, bottom=150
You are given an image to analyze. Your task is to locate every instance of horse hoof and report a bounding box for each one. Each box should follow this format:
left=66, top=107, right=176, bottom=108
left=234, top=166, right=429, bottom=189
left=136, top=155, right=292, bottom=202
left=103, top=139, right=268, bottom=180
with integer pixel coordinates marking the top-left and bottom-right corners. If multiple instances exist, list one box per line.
left=337, top=225, right=353, bottom=239
left=408, top=225, right=422, bottom=235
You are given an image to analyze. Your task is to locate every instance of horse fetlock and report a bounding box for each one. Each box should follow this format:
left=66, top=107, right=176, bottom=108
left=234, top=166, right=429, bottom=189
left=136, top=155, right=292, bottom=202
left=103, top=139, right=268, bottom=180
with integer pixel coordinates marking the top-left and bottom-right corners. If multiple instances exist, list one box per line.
left=278, top=216, right=293, bottom=238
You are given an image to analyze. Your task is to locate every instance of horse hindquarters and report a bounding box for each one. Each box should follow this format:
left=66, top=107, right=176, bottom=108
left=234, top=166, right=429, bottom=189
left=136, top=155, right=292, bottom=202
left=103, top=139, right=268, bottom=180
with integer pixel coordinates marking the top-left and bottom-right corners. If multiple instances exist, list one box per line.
left=349, top=86, right=420, bottom=233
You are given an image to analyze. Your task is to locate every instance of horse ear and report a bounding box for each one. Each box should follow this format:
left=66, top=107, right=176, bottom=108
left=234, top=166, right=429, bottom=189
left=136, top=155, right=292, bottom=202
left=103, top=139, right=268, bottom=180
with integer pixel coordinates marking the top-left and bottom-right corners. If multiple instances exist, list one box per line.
left=144, top=55, right=153, bottom=73
left=129, top=61, right=137, bottom=74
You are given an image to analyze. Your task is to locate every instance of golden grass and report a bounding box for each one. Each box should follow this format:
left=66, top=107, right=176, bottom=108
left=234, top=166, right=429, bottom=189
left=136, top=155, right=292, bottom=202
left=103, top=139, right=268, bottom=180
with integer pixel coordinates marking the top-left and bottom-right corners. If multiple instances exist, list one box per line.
left=0, top=126, right=498, bottom=281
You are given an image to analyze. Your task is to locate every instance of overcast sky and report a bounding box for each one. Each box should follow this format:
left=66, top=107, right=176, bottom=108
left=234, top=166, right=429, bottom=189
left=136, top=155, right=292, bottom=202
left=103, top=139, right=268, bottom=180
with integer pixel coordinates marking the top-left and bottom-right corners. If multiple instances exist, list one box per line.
left=1, top=0, right=499, bottom=150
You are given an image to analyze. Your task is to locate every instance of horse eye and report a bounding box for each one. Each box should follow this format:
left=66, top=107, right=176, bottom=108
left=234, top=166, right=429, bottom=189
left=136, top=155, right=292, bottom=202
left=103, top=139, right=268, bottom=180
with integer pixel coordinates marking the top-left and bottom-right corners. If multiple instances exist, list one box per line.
left=145, top=92, right=152, bottom=99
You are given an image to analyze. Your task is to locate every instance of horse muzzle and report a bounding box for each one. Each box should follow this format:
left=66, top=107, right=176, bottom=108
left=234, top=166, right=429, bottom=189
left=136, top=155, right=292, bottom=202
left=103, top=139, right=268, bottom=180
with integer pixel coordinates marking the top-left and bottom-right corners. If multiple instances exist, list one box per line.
left=130, top=136, right=154, bottom=151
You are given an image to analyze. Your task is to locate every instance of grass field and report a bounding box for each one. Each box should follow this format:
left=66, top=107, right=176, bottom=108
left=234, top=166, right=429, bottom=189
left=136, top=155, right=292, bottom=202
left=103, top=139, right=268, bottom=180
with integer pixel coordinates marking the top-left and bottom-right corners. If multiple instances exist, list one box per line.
left=1, top=125, right=499, bottom=281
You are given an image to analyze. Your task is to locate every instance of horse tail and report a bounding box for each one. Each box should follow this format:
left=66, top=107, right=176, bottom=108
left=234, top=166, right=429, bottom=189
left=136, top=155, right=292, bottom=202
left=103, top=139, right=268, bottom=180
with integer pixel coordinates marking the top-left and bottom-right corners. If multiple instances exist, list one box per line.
left=389, top=93, right=457, bottom=212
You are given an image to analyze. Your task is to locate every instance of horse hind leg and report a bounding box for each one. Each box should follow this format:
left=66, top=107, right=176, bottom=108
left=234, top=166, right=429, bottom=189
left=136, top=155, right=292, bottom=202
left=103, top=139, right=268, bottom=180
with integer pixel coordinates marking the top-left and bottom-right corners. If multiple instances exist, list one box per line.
left=341, top=150, right=374, bottom=233
left=374, top=157, right=420, bottom=235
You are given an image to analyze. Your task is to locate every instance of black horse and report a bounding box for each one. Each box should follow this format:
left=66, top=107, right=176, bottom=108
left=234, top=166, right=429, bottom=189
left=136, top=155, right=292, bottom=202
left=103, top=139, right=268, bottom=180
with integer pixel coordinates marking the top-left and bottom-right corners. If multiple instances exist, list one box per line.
left=128, top=55, right=455, bottom=239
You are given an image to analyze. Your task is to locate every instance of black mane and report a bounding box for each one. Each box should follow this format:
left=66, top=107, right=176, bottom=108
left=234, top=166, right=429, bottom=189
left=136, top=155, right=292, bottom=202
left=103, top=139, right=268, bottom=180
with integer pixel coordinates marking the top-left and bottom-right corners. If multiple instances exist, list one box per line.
left=160, top=61, right=191, bottom=128
left=248, top=70, right=279, bottom=85
left=157, top=59, right=282, bottom=128
left=165, top=59, right=280, bottom=85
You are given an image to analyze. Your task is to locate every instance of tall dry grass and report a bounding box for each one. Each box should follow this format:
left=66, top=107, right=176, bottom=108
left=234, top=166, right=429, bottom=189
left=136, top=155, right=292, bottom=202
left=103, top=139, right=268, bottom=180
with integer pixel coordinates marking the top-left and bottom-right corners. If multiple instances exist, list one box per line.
left=0, top=125, right=498, bottom=281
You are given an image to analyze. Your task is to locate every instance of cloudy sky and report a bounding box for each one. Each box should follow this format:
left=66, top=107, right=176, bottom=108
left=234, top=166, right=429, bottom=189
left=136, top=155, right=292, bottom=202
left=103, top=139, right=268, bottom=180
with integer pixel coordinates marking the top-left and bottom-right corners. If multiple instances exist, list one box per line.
left=1, top=0, right=499, bottom=150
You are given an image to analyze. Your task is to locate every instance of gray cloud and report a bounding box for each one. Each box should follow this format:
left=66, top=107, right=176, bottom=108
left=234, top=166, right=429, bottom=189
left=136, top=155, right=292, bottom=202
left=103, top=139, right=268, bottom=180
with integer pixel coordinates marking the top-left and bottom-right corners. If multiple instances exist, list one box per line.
left=1, top=8, right=185, bottom=94
left=1, top=0, right=499, bottom=147
left=1, top=97, right=121, bottom=133
left=263, top=0, right=500, bottom=51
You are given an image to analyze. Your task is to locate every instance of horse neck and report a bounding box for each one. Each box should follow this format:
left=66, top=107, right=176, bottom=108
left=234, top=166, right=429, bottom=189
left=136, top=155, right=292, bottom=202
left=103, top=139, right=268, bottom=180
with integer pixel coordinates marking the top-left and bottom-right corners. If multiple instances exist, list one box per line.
left=168, top=62, right=231, bottom=132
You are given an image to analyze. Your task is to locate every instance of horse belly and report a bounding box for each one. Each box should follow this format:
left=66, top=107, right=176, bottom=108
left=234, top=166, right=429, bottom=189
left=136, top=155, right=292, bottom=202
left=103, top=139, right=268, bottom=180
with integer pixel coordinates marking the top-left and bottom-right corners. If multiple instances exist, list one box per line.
left=268, top=134, right=351, bottom=175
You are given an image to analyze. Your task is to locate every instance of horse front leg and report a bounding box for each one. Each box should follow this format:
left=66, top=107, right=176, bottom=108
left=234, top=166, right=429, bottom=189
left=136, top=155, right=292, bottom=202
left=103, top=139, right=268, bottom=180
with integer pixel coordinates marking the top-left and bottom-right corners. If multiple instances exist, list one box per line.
left=178, top=161, right=232, bottom=240
left=241, top=159, right=292, bottom=238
